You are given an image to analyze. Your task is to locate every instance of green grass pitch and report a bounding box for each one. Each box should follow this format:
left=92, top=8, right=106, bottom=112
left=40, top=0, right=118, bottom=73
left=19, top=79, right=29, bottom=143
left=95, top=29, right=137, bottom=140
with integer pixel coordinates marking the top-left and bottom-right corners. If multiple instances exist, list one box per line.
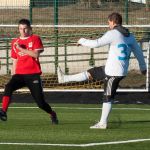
left=0, top=103, right=150, bottom=150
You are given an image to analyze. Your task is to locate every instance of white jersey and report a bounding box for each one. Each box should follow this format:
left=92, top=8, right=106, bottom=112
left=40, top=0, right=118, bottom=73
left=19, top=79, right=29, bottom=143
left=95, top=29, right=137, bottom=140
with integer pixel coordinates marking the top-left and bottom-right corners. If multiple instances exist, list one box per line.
left=78, top=29, right=146, bottom=76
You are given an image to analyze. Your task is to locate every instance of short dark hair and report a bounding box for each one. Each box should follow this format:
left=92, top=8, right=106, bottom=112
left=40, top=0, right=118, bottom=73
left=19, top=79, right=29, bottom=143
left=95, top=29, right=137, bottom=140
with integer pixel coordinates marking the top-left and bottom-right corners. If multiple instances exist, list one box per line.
left=18, top=19, right=31, bottom=27
left=108, top=12, right=122, bottom=25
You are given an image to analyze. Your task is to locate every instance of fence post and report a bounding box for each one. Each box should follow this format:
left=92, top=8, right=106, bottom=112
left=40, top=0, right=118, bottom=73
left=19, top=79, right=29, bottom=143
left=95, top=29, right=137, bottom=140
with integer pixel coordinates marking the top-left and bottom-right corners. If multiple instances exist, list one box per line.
left=6, top=39, right=10, bottom=74
left=64, top=41, right=69, bottom=74
left=54, top=0, right=59, bottom=74
left=125, top=0, right=128, bottom=25
left=89, top=48, right=95, bottom=67
left=29, top=0, right=33, bottom=24
left=146, top=0, right=150, bottom=11
left=148, top=41, right=150, bottom=92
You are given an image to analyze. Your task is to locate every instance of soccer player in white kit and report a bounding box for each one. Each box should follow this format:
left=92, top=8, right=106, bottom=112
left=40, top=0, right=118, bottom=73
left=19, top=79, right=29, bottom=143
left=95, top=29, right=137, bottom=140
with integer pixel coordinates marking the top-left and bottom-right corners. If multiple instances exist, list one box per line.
left=57, top=12, right=146, bottom=129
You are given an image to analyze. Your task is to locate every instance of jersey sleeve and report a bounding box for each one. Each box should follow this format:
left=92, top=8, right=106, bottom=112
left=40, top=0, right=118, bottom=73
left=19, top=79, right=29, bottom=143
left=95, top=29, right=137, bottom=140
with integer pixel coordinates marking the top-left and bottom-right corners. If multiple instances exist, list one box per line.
left=11, top=40, right=17, bottom=59
left=33, top=36, right=44, bottom=52
left=131, top=35, right=146, bottom=71
left=78, top=31, right=113, bottom=48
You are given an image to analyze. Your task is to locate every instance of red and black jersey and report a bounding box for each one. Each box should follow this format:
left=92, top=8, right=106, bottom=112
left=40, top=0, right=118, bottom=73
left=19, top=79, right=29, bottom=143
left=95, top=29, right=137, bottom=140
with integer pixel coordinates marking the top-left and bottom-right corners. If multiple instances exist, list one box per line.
left=11, top=34, right=43, bottom=74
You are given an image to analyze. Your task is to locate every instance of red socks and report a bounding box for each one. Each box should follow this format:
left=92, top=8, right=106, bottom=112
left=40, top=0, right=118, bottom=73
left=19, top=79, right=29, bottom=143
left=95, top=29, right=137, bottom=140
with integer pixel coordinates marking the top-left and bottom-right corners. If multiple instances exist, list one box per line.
left=2, top=96, right=11, bottom=112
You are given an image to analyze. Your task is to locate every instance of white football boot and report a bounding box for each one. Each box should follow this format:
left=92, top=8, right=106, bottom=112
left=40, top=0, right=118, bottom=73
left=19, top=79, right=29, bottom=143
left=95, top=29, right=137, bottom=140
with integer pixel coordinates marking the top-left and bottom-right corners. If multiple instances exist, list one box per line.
left=90, top=122, right=107, bottom=129
left=57, top=66, right=65, bottom=83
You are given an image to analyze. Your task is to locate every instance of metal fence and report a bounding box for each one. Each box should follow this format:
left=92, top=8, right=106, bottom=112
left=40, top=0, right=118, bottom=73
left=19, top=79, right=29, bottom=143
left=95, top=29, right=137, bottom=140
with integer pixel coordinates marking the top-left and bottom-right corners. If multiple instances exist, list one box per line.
left=0, top=0, right=149, bottom=91
left=0, top=0, right=149, bottom=25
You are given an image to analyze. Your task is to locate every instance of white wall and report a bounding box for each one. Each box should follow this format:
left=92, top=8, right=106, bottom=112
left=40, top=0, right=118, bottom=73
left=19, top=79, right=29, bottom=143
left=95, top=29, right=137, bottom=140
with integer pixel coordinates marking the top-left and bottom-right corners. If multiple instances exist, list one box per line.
left=129, top=0, right=146, bottom=4
left=0, top=0, right=29, bottom=8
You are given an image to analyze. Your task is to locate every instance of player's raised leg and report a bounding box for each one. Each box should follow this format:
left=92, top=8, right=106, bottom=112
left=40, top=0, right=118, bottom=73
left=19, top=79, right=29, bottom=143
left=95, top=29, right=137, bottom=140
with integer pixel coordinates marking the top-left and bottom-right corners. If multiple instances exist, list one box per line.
left=57, top=66, right=89, bottom=83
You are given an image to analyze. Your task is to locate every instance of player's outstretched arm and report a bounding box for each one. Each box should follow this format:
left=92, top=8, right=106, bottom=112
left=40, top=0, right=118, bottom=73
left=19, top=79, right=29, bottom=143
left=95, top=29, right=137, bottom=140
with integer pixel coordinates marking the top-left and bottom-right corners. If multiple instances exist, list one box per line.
left=77, top=31, right=113, bottom=48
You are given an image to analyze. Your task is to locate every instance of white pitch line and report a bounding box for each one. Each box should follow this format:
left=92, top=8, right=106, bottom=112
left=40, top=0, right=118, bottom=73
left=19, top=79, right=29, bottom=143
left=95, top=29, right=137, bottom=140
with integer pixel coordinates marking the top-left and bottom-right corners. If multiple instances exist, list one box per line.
left=0, top=139, right=150, bottom=147
left=7, top=106, right=150, bottom=111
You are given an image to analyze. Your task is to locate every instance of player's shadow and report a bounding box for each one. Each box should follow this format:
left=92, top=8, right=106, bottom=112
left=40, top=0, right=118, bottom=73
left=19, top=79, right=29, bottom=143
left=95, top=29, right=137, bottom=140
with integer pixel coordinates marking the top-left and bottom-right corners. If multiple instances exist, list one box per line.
left=109, top=120, right=150, bottom=129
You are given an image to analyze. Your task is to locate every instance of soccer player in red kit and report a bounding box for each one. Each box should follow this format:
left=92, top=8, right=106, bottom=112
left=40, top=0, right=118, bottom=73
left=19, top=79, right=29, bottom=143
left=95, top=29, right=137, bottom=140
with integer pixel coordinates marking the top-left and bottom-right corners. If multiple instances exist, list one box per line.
left=0, top=19, right=58, bottom=124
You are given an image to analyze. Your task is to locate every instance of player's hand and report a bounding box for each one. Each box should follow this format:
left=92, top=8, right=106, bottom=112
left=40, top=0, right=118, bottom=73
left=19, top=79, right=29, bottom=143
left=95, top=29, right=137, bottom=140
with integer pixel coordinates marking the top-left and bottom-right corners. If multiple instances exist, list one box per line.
left=141, top=70, right=146, bottom=75
left=14, top=42, right=25, bottom=53
left=14, top=42, right=21, bottom=49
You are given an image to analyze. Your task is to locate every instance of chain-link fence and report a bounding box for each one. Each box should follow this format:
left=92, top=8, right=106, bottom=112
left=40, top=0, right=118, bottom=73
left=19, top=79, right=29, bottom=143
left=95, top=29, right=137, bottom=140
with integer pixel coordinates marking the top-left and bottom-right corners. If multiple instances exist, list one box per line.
left=0, top=0, right=149, bottom=25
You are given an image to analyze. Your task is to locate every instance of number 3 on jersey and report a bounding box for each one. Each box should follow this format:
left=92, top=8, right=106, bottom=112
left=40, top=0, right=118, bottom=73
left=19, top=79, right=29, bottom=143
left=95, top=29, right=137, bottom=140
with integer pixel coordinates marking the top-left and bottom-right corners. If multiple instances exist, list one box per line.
left=118, top=44, right=130, bottom=60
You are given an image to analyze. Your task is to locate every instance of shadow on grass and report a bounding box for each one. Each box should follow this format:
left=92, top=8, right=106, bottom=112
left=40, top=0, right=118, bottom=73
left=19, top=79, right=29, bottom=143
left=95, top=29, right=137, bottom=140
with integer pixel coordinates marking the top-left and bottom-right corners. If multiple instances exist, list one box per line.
left=109, top=120, right=150, bottom=129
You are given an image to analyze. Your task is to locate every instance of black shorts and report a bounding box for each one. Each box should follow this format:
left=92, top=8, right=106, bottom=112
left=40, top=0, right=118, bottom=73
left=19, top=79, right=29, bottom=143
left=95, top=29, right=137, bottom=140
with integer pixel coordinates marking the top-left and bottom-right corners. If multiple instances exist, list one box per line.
left=103, top=75, right=124, bottom=102
left=87, top=66, right=105, bottom=81
left=87, top=66, right=124, bottom=101
left=3, top=74, right=52, bottom=113
left=4, top=74, right=45, bottom=101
